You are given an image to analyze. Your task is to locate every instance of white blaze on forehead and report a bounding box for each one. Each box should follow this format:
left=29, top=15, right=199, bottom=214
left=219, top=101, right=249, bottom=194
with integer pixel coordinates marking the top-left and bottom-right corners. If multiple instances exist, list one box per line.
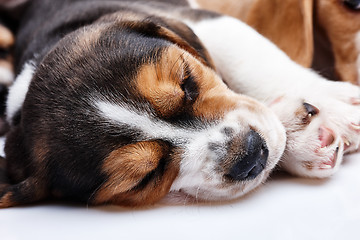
left=95, top=100, right=200, bottom=145
left=6, top=61, right=35, bottom=123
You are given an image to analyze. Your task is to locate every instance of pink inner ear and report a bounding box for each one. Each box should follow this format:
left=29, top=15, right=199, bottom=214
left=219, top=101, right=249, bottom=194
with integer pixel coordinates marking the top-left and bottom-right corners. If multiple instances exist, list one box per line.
left=318, top=126, right=335, bottom=148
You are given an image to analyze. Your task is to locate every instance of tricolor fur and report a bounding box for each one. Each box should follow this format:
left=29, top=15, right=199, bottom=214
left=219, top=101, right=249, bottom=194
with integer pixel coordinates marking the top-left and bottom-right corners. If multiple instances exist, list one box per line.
left=0, top=0, right=359, bottom=208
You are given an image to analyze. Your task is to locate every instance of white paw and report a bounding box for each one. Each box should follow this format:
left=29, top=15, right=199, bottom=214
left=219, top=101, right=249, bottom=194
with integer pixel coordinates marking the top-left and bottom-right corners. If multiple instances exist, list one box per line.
left=270, top=81, right=360, bottom=178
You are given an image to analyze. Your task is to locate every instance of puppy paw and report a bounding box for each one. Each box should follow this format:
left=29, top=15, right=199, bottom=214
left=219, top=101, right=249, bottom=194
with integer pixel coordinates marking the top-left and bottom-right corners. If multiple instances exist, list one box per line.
left=270, top=81, right=360, bottom=178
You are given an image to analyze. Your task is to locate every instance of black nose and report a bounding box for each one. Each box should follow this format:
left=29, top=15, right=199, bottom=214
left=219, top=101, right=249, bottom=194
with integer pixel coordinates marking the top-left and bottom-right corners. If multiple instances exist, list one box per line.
left=226, top=130, right=269, bottom=181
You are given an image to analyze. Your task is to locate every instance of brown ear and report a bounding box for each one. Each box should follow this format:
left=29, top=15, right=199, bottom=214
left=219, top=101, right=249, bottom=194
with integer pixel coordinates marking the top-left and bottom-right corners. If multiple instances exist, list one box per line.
left=246, top=0, right=314, bottom=67
left=94, top=141, right=180, bottom=206
left=196, top=0, right=255, bottom=21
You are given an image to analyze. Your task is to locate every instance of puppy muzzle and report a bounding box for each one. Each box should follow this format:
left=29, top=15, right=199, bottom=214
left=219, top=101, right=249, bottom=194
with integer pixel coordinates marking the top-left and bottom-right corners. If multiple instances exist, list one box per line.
left=225, top=130, right=268, bottom=181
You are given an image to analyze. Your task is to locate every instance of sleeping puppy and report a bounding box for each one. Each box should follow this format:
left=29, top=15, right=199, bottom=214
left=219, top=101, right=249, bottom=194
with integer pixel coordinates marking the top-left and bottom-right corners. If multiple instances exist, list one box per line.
left=0, top=0, right=359, bottom=208
left=194, top=0, right=360, bottom=84
left=0, top=0, right=286, bottom=207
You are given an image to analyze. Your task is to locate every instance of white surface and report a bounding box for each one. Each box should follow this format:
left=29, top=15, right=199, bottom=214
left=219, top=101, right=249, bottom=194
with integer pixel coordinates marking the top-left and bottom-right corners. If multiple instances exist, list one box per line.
left=0, top=143, right=359, bottom=240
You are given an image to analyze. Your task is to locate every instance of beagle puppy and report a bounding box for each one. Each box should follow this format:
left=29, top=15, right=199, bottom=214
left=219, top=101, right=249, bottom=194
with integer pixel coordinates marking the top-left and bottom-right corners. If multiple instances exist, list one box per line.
left=0, top=0, right=359, bottom=208
left=195, top=0, right=360, bottom=84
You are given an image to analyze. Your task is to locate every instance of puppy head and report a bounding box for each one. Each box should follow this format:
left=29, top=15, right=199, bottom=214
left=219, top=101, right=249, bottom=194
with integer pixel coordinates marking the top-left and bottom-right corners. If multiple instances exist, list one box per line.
left=96, top=45, right=286, bottom=204
left=26, top=15, right=285, bottom=206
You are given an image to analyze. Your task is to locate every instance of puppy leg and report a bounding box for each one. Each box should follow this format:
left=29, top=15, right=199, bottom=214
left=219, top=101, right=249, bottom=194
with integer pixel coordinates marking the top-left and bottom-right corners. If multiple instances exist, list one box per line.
left=0, top=127, right=48, bottom=208
left=0, top=175, right=47, bottom=208
left=186, top=15, right=360, bottom=178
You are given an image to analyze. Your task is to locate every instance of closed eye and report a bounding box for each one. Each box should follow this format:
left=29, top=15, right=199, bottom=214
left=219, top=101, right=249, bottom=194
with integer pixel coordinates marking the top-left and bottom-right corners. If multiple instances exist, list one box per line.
left=181, top=63, right=199, bottom=102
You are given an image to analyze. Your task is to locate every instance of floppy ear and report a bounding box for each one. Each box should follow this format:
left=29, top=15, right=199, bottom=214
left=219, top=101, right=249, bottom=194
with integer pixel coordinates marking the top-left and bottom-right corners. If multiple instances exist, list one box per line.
left=93, top=141, right=180, bottom=206
left=117, top=16, right=216, bottom=69
left=246, top=0, right=314, bottom=67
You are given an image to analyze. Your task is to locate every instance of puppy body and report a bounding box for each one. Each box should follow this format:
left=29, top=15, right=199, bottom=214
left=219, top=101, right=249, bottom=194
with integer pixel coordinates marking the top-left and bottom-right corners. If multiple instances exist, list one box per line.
left=1, top=0, right=360, bottom=208
left=0, top=0, right=286, bottom=207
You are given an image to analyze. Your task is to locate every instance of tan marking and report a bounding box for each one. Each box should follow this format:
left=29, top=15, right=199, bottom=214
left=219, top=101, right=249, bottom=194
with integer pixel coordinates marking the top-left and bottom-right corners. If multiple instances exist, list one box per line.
left=0, top=192, right=14, bottom=208
left=195, top=0, right=255, bottom=21
left=303, top=161, right=314, bottom=171
left=137, top=46, right=251, bottom=121
left=295, top=105, right=307, bottom=120
left=136, top=48, right=186, bottom=118
left=189, top=58, right=239, bottom=120
left=32, top=135, right=49, bottom=163
left=0, top=25, right=14, bottom=75
left=0, top=59, right=13, bottom=71
left=316, top=0, right=360, bottom=83
left=156, top=22, right=211, bottom=67
left=160, top=18, right=216, bottom=69
left=95, top=141, right=180, bottom=206
left=97, top=11, right=147, bottom=24
left=0, top=25, right=14, bottom=49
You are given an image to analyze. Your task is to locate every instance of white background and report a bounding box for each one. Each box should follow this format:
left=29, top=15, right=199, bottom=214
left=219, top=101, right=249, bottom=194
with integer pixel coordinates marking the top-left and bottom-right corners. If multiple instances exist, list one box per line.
left=0, top=141, right=359, bottom=240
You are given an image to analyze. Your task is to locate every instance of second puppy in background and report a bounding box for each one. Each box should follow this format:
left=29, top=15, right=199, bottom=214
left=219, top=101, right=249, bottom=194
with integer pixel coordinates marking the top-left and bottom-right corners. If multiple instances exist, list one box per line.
left=195, top=0, right=360, bottom=84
